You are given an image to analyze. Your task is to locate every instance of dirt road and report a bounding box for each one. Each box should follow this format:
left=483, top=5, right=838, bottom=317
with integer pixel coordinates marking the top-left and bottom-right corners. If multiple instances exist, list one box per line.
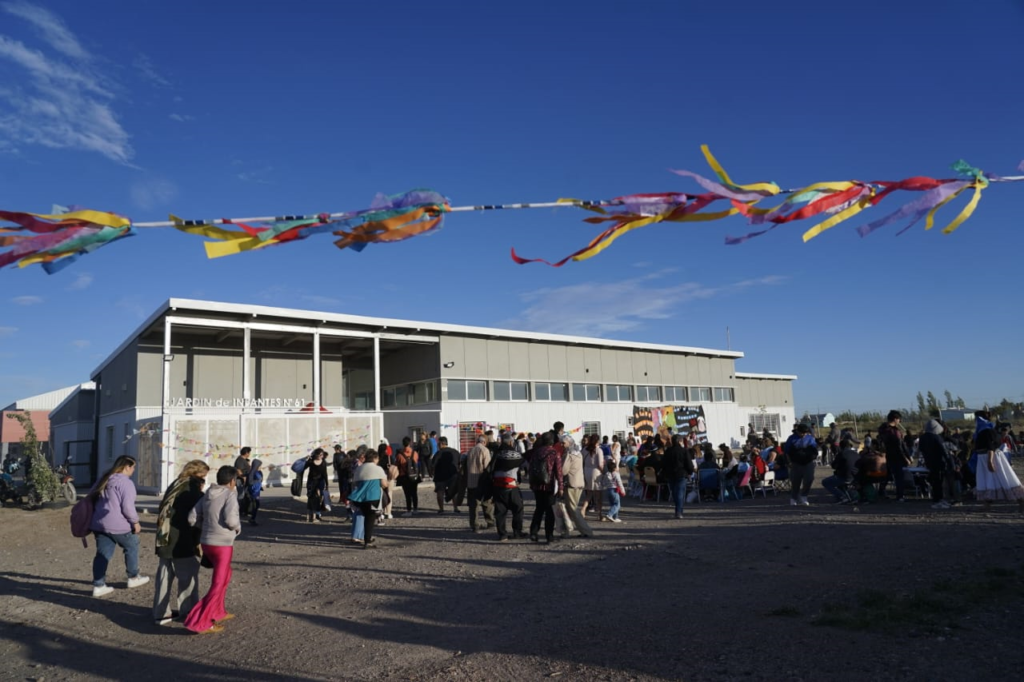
left=2, top=474, right=1023, bottom=681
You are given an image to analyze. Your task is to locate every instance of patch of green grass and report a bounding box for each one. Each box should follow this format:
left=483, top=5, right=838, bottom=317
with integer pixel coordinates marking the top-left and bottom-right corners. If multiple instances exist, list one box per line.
left=812, top=566, right=1024, bottom=634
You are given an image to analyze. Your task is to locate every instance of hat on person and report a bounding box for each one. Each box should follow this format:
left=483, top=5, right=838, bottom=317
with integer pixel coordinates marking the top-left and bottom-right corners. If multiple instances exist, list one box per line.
left=796, top=424, right=810, bottom=434
left=925, top=419, right=944, bottom=435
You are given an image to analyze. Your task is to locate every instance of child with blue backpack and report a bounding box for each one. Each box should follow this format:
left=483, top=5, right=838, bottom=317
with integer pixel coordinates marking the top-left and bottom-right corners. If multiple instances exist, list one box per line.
left=247, top=459, right=263, bottom=526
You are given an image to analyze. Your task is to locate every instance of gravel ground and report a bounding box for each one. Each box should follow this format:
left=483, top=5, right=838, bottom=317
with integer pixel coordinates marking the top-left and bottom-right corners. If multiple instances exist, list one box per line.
left=2, top=469, right=1024, bottom=682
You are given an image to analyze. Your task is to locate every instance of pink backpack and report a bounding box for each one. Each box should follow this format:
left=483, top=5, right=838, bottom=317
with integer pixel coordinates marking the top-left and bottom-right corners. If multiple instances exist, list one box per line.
left=70, top=496, right=95, bottom=547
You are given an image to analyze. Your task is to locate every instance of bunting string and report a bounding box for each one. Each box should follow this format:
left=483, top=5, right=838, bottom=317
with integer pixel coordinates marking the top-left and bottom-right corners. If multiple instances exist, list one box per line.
left=3, top=149, right=1022, bottom=273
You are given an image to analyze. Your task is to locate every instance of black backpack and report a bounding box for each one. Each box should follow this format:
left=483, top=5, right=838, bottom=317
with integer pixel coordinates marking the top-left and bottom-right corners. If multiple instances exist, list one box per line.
left=528, top=452, right=550, bottom=488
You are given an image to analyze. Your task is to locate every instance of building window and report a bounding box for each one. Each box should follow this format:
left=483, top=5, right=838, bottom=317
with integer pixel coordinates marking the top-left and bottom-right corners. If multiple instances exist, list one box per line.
left=692, top=386, right=712, bottom=402
left=571, top=383, right=602, bottom=402
left=583, top=421, right=601, bottom=437
left=713, top=387, right=735, bottom=402
left=458, top=422, right=483, bottom=452
left=636, top=385, right=661, bottom=402
left=534, top=382, right=568, bottom=402
left=447, top=379, right=487, bottom=401
left=749, top=413, right=781, bottom=438
left=105, top=425, right=114, bottom=461
left=665, top=386, right=688, bottom=402
left=494, top=381, right=529, bottom=401
left=605, top=384, right=633, bottom=402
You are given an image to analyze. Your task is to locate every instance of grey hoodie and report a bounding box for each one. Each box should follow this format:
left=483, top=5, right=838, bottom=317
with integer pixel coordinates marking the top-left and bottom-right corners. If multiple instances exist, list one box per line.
left=188, top=484, right=241, bottom=546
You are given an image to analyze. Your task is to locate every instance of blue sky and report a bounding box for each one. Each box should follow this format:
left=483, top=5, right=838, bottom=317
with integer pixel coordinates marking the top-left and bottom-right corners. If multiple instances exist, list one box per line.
left=1, top=0, right=1022, bottom=414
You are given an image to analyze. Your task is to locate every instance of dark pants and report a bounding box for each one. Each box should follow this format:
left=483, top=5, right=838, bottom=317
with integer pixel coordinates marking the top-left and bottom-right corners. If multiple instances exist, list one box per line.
left=789, top=462, right=815, bottom=500
left=530, top=491, right=556, bottom=540
left=400, top=477, right=419, bottom=511
left=358, top=501, right=379, bottom=541
left=492, top=488, right=524, bottom=538
left=923, top=453, right=944, bottom=502
left=880, top=458, right=906, bottom=499
left=248, top=497, right=260, bottom=521
left=468, top=487, right=495, bottom=529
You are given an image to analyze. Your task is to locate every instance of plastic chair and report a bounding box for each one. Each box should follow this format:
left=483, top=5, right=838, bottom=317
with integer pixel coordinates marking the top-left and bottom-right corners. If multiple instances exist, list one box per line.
left=737, top=467, right=754, bottom=499
left=698, top=468, right=722, bottom=502
left=753, top=470, right=776, bottom=497
left=641, top=466, right=668, bottom=502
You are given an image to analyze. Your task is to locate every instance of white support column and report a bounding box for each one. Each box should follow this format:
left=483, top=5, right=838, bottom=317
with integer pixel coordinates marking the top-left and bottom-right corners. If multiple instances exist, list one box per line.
left=313, top=329, right=321, bottom=407
left=161, top=318, right=172, bottom=490
left=373, top=336, right=381, bottom=411
left=243, top=325, right=252, bottom=402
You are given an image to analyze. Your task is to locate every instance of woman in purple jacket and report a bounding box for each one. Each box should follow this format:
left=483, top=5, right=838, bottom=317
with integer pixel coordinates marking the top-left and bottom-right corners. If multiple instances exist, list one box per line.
left=88, top=456, right=150, bottom=597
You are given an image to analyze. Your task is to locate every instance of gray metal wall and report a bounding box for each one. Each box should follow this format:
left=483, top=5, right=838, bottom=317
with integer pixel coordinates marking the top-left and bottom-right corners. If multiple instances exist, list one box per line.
left=439, top=336, right=734, bottom=386
left=734, top=377, right=794, bottom=408
left=380, top=343, right=440, bottom=386
left=97, top=343, right=139, bottom=415
left=137, top=337, right=343, bottom=406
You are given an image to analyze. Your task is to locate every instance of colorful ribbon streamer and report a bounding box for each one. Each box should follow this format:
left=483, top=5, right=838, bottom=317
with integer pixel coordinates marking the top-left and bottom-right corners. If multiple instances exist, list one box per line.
left=2, top=152, right=1021, bottom=274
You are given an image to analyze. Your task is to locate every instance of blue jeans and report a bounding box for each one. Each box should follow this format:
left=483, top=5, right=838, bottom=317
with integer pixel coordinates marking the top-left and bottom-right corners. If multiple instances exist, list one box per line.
left=604, top=489, right=621, bottom=519
left=93, top=531, right=140, bottom=586
left=670, top=477, right=688, bottom=515
left=351, top=510, right=365, bottom=541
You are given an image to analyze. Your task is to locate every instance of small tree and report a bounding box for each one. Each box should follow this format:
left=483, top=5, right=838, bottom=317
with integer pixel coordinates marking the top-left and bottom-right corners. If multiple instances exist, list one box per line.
left=916, top=392, right=927, bottom=416
left=6, top=413, right=60, bottom=503
left=944, top=390, right=954, bottom=409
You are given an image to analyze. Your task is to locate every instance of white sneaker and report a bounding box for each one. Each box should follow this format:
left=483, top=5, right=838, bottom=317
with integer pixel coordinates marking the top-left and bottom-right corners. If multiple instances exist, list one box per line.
left=790, top=498, right=800, bottom=506
left=92, top=585, right=114, bottom=597
left=386, top=514, right=394, bottom=519
left=611, top=517, right=623, bottom=524
left=931, top=500, right=951, bottom=510
left=127, top=575, right=150, bottom=589
left=799, top=497, right=810, bottom=506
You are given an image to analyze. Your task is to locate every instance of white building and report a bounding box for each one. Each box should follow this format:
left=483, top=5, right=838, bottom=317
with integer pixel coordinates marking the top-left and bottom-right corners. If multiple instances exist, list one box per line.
left=53, top=299, right=796, bottom=492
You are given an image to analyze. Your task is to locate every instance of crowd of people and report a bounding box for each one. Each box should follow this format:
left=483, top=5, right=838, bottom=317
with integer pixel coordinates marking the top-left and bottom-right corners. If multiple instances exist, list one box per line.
left=75, top=411, right=1022, bottom=635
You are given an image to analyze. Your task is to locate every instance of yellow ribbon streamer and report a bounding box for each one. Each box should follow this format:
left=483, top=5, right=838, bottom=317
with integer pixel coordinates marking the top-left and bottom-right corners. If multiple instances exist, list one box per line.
left=701, top=145, right=781, bottom=196
left=940, top=181, right=986, bottom=235
left=801, top=188, right=877, bottom=242
left=30, top=209, right=129, bottom=228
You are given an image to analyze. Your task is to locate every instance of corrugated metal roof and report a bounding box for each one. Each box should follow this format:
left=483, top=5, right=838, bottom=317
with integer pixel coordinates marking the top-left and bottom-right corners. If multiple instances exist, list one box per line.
left=91, top=298, right=756, bottom=379
left=3, top=383, right=95, bottom=412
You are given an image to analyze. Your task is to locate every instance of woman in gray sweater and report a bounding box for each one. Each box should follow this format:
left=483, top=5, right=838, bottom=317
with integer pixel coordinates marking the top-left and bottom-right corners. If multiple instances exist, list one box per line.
left=183, top=465, right=241, bottom=634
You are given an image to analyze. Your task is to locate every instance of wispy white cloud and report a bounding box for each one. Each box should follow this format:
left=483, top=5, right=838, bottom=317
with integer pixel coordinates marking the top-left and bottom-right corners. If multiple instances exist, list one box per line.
left=67, top=272, right=93, bottom=290
left=116, top=295, right=149, bottom=320
left=0, top=3, right=132, bottom=162
left=130, top=178, right=177, bottom=210
left=168, top=113, right=194, bottom=122
left=71, top=339, right=89, bottom=348
left=300, top=295, right=342, bottom=308
left=11, top=295, right=42, bottom=305
left=237, top=166, right=274, bottom=184
left=133, top=53, right=170, bottom=88
left=3, top=1, right=89, bottom=60
left=0, top=326, right=17, bottom=338
left=503, top=271, right=788, bottom=337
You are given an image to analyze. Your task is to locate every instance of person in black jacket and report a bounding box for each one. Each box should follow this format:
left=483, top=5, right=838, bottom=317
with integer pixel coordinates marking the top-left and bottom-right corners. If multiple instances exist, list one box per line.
left=432, top=438, right=462, bottom=514
left=919, top=419, right=949, bottom=509
left=663, top=435, right=695, bottom=519
left=305, top=448, right=330, bottom=523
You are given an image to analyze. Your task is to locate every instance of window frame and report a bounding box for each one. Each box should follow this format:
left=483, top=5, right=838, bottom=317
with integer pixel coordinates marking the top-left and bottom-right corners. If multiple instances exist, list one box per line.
left=636, top=385, right=662, bottom=402
left=713, top=387, right=735, bottom=402
left=571, top=383, right=603, bottom=402
left=605, top=384, right=633, bottom=402
left=691, top=386, right=712, bottom=402
left=664, top=386, right=688, bottom=402
left=493, top=380, right=530, bottom=402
